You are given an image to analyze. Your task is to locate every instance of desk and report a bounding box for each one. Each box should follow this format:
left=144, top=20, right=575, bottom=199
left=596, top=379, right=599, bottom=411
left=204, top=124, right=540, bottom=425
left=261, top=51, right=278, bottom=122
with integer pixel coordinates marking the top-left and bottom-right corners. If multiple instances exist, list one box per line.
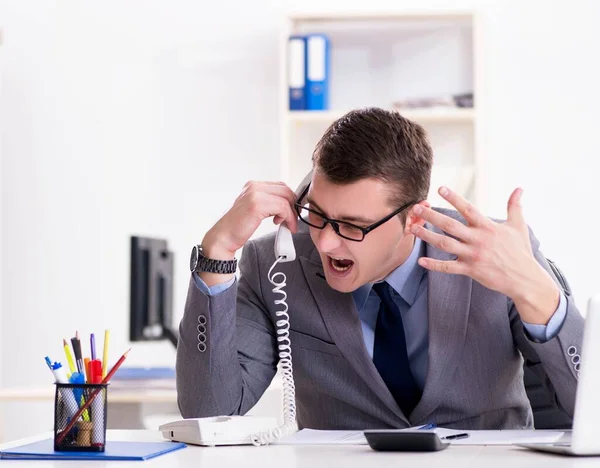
left=0, top=430, right=594, bottom=467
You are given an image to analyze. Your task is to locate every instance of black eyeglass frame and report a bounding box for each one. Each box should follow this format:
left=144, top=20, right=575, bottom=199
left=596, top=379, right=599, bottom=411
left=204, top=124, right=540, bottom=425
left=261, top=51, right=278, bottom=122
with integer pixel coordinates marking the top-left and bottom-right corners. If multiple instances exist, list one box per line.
left=293, top=183, right=417, bottom=242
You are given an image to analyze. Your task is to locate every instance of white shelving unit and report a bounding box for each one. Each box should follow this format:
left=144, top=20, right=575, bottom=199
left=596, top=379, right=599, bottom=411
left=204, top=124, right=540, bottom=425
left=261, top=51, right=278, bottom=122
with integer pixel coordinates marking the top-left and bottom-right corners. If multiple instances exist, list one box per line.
left=279, top=10, right=481, bottom=210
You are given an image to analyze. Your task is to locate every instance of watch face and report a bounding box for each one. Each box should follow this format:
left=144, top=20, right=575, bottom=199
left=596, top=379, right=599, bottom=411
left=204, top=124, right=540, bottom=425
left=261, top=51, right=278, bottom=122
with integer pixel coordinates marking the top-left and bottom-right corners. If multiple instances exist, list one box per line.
left=190, top=246, right=199, bottom=272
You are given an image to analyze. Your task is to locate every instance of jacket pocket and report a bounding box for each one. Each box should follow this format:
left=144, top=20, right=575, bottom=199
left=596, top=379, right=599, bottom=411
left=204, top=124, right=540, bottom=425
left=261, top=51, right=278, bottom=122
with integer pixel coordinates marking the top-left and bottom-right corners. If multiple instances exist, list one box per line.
left=289, top=330, right=343, bottom=357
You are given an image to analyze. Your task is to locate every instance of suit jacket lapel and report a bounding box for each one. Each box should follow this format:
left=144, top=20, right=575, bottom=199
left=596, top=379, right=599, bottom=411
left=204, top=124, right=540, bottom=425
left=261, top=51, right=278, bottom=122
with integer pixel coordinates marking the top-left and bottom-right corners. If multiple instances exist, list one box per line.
left=299, top=251, right=408, bottom=424
left=410, top=221, right=472, bottom=423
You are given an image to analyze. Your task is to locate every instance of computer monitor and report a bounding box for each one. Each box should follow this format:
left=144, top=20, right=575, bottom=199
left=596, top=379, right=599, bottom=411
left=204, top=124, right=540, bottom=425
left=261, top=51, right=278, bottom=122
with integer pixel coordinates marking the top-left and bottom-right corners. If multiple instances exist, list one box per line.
left=129, top=236, right=178, bottom=347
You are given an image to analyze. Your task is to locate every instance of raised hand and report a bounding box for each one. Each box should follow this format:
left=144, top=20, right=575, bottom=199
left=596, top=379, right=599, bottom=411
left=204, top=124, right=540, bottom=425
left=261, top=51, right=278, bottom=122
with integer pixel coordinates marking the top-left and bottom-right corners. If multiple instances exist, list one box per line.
left=409, top=186, right=560, bottom=324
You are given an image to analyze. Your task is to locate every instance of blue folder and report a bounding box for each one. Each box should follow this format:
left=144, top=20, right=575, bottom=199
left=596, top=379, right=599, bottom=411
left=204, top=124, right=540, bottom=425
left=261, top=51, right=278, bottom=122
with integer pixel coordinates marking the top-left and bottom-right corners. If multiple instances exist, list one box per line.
left=288, top=35, right=307, bottom=110
left=0, top=439, right=186, bottom=460
left=112, top=366, right=176, bottom=380
left=305, top=33, right=330, bottom=111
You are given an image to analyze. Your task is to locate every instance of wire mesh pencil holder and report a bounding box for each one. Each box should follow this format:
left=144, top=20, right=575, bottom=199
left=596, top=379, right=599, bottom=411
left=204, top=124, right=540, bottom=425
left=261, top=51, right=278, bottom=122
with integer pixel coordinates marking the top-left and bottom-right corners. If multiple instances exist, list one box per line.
left=53, top=383, right=108, bottom=452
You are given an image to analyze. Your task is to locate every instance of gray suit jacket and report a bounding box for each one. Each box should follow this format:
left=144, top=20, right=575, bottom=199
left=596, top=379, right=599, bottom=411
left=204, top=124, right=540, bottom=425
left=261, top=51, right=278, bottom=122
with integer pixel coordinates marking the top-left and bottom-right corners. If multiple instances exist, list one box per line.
left=176, top=208, right=583, bottom=430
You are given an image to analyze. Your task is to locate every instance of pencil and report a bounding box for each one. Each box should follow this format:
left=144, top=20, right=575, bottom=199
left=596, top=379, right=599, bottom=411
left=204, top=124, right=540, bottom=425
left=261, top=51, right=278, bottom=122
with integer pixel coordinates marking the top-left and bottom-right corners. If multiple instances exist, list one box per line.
left=71, top=333, right=84, bottom=376
left=63, top=339, right=76, bottom=375
left=103, top=348, right=130, bottom=382
left=102, top=329, right=110, bottom=379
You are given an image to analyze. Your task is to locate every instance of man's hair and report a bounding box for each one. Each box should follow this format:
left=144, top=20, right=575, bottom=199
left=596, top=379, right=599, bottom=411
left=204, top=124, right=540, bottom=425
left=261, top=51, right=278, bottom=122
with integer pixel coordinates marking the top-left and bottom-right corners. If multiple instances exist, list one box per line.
left=311, top=107, right=433, bottom=221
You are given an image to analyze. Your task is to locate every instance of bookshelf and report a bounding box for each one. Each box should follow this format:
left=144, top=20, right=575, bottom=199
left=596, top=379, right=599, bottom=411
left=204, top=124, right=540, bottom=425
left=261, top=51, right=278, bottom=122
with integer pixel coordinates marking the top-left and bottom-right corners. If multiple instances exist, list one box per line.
left=279, top=10, right=481, bottom=210
left=287, top=108, right=475, bottom=124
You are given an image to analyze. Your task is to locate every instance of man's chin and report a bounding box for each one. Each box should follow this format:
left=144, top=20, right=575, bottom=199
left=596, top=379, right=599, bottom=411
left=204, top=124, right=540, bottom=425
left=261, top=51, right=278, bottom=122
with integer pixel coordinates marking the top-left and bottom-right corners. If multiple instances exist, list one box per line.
left=324, top=272, right=360, bottom=293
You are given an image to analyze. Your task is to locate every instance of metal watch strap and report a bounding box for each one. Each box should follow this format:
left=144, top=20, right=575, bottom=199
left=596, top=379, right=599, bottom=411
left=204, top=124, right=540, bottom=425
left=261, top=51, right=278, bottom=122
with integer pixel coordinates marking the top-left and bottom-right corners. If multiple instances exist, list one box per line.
left=195, top=245, right=237, bottom=274
left=197, top=256, right=237, bottom=274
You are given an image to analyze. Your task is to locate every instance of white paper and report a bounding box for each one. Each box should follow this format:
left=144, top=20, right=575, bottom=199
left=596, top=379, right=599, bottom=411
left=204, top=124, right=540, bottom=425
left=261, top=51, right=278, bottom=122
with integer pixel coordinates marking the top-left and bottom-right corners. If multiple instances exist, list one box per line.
left=434, top=429, right=565, bottom=445
left=275, top=429, right=367, bottom=445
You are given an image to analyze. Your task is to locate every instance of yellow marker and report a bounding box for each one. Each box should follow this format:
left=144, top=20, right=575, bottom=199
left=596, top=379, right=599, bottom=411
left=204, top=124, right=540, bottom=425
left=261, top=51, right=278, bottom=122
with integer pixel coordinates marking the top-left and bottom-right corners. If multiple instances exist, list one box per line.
left=102, top=329, right=110, bottom=379
left=63, top=339, right=76, bottom=375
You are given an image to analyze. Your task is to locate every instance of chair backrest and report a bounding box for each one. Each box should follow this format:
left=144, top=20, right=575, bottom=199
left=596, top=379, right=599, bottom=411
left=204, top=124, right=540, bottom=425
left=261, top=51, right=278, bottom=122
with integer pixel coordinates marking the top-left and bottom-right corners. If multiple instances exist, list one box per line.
left=523, top=363, right=573, bottom=429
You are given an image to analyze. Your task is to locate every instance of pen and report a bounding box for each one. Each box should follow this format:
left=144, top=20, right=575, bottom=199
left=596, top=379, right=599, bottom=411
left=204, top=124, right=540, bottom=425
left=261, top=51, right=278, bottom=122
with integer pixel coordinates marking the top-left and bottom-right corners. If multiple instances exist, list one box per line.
left=419, top=423, right=437, bottom=430
left=56, top=348, right=131, bottom=445
left=442, top=432, right=470, bottom=440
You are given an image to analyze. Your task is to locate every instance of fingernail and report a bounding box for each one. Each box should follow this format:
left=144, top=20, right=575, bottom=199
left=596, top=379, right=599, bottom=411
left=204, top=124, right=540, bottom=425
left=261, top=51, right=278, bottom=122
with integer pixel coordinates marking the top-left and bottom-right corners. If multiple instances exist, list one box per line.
left=439, top=187, right=449, bottom=196
left=413, top=205, right=423, bottom=215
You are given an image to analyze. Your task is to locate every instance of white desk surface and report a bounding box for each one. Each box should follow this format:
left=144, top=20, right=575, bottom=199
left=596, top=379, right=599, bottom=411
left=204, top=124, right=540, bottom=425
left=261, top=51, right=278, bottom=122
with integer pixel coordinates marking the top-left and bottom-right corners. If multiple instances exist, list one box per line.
left=0, top=430, right=595, bottom=467
left=0, top=387, right=177, bottom=403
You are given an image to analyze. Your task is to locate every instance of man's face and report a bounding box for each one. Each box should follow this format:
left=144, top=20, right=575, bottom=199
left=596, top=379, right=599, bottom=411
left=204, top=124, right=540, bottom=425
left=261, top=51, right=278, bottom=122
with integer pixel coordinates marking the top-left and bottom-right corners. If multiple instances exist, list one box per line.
left=306, top=172, right=422, bottom=293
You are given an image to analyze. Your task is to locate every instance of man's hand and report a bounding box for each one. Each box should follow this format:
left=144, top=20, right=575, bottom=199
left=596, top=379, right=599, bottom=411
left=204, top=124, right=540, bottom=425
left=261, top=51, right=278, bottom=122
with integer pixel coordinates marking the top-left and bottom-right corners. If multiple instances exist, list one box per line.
left=200, top=181, right=299, bottom=287
left=408, top=186, right=560, bottom=325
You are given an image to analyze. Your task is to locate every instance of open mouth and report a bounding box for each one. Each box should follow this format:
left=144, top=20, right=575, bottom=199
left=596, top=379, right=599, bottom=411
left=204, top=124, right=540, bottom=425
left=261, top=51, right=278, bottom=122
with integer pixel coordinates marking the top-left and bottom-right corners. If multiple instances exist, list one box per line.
left=328, top=256, right=355, bottom=273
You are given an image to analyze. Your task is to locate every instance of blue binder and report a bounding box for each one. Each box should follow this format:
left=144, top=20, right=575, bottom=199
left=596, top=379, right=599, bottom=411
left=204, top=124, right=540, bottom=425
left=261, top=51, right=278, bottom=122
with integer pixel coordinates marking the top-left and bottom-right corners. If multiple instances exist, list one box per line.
left=288, top=35, right=307, bottom=110
left=0, top=439, right=186, bottom=460
left=305, top=34, right=330, bottom=111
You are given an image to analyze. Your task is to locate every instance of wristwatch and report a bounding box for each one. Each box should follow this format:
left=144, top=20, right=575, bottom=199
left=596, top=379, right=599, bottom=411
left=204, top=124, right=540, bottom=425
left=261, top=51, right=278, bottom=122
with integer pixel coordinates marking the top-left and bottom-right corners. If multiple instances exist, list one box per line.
left=190, top=245, right=237, bottom=274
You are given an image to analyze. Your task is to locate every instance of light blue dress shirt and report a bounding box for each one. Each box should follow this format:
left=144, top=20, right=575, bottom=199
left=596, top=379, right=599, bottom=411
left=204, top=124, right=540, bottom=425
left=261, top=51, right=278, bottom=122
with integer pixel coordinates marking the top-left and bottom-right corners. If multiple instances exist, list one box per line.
left=194, top=237, right=567, bottom=390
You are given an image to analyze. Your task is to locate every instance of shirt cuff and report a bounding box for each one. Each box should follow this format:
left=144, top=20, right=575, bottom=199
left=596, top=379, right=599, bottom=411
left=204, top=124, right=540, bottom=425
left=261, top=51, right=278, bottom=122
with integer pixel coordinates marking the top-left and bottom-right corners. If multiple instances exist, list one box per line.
left=192, top=272, right=235, bottom=296
left=522, top=292, right=567, bottom=343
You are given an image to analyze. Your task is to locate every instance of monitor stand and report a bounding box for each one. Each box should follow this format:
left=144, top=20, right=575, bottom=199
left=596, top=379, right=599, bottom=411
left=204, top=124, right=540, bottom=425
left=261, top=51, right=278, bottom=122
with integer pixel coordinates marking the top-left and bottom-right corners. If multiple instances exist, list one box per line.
left=163, top=327, right=179, bottom=348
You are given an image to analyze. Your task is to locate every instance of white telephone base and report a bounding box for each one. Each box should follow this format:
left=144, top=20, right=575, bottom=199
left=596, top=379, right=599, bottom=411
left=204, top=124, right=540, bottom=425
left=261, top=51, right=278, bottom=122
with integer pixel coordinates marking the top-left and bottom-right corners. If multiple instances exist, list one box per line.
left=159, top=415, right=278, bottom=446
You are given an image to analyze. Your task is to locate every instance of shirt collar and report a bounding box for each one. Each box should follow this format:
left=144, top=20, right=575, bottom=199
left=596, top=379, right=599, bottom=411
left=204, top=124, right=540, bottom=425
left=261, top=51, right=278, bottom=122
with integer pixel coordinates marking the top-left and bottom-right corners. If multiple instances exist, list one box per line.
left=352, top=237, right=426, bottom=311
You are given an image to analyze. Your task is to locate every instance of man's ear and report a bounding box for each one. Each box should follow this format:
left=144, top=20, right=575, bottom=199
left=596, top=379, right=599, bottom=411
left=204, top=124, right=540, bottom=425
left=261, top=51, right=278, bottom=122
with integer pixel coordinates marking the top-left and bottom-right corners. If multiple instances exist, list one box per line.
left=405, top=200, right=432, bottom=230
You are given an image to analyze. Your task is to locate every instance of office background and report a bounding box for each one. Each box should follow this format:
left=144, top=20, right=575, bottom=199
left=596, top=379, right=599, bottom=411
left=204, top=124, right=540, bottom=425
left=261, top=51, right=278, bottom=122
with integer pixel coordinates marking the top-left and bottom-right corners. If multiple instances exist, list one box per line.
left=0, top=0, right=599, bottom=441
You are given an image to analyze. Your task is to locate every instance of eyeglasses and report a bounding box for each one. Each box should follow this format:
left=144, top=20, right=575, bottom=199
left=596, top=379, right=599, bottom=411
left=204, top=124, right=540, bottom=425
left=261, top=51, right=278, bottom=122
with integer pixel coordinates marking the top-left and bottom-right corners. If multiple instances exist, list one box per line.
left=294, top=185, right=416, bottom=242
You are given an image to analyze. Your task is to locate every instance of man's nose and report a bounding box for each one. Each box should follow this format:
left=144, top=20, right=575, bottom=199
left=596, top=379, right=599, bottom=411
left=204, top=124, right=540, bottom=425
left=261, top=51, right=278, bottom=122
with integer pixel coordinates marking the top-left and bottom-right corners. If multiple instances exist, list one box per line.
left=316, top=222, right=342, bottom=252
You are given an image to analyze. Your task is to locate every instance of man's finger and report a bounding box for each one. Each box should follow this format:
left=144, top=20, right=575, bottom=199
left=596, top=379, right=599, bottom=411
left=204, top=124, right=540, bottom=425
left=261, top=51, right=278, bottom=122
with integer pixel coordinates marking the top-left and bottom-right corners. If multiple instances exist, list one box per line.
left=438, top=186, right=489, bottom=227
left=250, top=181, right=298, bottom=206
left=417, top=258, right=468, bottom=275
left=411, top=225, right=470, bottom=257
left=507, top=188, right=525, bottom=226
left=411, top=206, right=473, bottom=243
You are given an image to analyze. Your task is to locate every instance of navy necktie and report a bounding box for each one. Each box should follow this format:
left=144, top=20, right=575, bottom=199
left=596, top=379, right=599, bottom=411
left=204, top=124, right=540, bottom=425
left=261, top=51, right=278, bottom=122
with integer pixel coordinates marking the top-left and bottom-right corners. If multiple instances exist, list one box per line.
left=372, top=282, right=422, bottom=416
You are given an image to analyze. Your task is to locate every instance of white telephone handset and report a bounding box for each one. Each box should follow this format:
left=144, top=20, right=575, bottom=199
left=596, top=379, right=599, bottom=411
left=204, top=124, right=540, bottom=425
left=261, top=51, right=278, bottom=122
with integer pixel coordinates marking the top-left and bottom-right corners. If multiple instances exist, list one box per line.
left=160, top=171, right=313, bottom=447
left=274, top=170, right=313, bottom=262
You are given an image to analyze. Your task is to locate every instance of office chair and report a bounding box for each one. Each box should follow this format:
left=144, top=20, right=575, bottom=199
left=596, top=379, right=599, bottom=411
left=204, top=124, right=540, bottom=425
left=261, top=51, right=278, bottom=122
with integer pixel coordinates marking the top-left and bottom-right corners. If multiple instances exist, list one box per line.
left=522, top=258, right=574, bottom=430
left=523, top=363, right=573, bottom=429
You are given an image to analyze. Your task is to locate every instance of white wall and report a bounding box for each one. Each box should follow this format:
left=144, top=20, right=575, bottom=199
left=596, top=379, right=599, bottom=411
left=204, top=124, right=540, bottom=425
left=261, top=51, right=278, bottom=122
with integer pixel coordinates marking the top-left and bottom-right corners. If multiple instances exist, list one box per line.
left=0, top=26, right=4, bottom=394
left=1, top=0, right=599, bottom=440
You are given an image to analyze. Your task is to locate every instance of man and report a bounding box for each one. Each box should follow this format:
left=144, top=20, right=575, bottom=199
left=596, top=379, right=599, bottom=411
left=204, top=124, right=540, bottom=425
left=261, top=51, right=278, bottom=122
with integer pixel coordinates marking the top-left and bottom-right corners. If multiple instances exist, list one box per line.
left=176, top=107, right=582, bottom=430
